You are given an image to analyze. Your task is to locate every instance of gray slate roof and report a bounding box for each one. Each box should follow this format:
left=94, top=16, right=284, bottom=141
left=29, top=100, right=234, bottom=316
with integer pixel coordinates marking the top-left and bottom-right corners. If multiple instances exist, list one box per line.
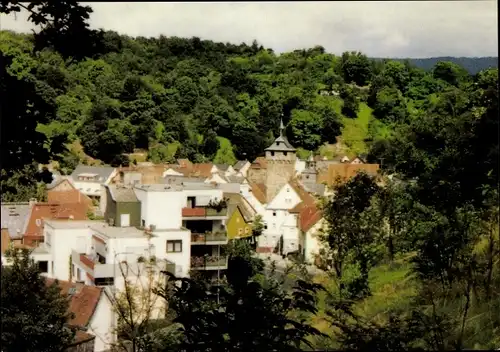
left=233, top=160, right=248, bottom=171
left=302, top=183, right=326, bottom=197
left=71, top=165, right=116, bottom=184
left=265, top=135, right=296, bottom=152
left=1, top=203, right=32, bottom=239
left=214, top=164, right=230, bottom=172
left=107, top=185, right=139, bottom=203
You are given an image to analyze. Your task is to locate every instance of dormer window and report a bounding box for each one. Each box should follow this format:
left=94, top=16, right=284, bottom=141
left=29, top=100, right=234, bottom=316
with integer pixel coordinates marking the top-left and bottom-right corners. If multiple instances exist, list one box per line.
left=277, top=142, right=280, bottom=146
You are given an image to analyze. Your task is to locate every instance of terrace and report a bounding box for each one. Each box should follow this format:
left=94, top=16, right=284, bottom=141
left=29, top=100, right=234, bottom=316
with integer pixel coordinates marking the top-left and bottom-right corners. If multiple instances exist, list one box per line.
left=190, top=255, right=228, bottom=270
left=190, top=231, right=228, bottom=245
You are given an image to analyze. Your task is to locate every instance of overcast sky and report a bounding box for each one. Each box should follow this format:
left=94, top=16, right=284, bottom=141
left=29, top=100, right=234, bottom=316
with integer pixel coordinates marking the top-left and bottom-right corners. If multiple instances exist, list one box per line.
left=0, top=1, right=497, bottom=58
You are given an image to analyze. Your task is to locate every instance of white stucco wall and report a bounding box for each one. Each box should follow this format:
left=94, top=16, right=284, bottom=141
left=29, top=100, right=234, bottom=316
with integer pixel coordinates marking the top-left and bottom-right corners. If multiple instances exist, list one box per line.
left=259, top=183, right=301, bottom=252
left=304, top=219, right=325, bottom=264
left=45, top=225, right=92, bottom=281
left=88, top=292, right=116, bottom=352
left=134, top=189, right=185, bottom=229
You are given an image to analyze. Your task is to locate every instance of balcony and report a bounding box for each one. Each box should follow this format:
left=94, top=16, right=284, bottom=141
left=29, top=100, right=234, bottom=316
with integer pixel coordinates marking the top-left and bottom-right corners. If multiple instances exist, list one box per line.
left=72, top=250, right=176, bottom=279
left=182, top=207, right=227, bottom=219
left=190, top=256, right=228, bottom=270
left=191, top=232, right=228, bottom=245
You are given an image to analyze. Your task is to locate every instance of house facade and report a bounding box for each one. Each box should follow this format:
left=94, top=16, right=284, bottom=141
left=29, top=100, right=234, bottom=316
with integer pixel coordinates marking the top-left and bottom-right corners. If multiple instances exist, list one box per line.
left=28, top=181, right=230, bottom=290
left=48, top=279, right=117, bottom=352
left=70, top=165, right=117, bottom=211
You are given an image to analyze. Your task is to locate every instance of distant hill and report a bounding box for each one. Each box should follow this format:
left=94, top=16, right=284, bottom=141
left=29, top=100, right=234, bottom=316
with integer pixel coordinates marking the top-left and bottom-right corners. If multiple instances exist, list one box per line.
left=374, top=57, right=498, bottom=75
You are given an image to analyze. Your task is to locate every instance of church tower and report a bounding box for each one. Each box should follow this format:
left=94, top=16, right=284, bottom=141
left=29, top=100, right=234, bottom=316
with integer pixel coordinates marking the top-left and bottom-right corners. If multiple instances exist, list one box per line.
left=301, top=152, right=318, bottom=188
left=265, top=118, right=297, bottom=202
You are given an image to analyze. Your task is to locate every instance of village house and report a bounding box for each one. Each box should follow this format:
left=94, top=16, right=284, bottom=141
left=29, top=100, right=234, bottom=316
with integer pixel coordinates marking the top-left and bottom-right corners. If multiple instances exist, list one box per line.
left=1, top=202, right=33, bottom=254
left=70, top=165, right=118, bottom=213
left=28, top=181, right=229, bottom=291
left=224, top=193, right=257, bottom=241
left=317, top=163, right=380, bottom=187
left=23, top=202, right=88, bottom=247
left=47, top=279, right=116, bottom=352
left=1, top=200, right=88, bottom=255
left=47, top=177, right=94, bottom=213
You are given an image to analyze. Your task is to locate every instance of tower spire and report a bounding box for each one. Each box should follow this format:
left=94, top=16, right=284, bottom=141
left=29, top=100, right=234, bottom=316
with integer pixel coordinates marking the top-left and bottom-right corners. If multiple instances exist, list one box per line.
left=279, top=115, right=285, bottom=137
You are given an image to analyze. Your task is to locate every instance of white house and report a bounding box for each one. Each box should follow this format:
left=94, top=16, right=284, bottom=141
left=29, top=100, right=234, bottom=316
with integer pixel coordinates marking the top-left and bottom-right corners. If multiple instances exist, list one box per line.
left=300, top=218, right=325, bottom=264
left=70, top=165, right=117, bottom=213
left=47, top=279, right=117, bottom=352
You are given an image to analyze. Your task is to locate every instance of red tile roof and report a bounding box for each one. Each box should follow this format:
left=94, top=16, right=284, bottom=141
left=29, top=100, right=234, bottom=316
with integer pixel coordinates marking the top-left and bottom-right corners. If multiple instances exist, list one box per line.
left=289, top=180, right=316, bottom=206
left=47, top=189, right=93, bottom=210
left=24, top=203, right=88, bottom=238
left=46, top=279, right=103, bottom=328
left=299, top=204, right=322, bottom=232
left=249, top=182, right=267, bottom=204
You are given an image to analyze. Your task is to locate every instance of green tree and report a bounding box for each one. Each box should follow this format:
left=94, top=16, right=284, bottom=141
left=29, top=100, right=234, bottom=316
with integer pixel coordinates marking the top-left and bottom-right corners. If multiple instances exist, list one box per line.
left=322, top=172, right=381, bottom=297
left=155, top=246, right=324, bottom=352
left=432, top=61, right=469, bottom=87
left=339, top=85, right=359, bottom=118
left=372, top=86, right=407, bottom=123
left=1, top=249, right=75, bottom=352
left=201, top=130, right=220, bottom=160
left=288, top=109, right=323, bottom=150
left=339, top=51, right=373, bottom=86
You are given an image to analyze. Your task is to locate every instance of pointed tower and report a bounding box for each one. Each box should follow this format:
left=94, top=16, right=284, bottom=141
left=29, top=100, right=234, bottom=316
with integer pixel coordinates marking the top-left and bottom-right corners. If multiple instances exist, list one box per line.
left=265, top=117, right=297, bottom=202
left=302, top=152, right=318, bottom=188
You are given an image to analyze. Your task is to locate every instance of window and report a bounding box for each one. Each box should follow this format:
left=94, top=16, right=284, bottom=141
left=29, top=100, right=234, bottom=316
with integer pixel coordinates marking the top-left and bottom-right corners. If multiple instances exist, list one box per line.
left=273, top=211, right=276, bottom=217
left=238, top=228, right=243, bottom=236
left=36, top=219, right=42, bottom=227
left=272, top=223, right=276, bottom=229
left=245, top=227, right=250, bottom=234
left=284, top=152, right=287, bottom=156
left=95, top=277, right=114, bottom=286
left=187, top=196, right=196, bottom=208
left=38, top=261, right=48, bottom=273
left=167, top=240, right=182, bottom=253
left=77, top=268, right=82, bottom=281
left=271, top=151, right=275, bottom=157
left=287, top=187, right=290, bottom=192
left=264, top=225, right=268, bottom=229
left=306, top=175, right=310, bottom=179
left=142, top=219, right=145, bottom=227
left=71, top=264, right=75, bottom=277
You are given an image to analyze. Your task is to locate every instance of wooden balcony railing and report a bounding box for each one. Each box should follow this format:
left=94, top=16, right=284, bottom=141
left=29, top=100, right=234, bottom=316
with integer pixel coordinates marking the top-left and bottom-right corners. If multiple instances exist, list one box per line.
left=182, top=207, right=228, bottom=217
left=191, top=232, right=227, bottom=243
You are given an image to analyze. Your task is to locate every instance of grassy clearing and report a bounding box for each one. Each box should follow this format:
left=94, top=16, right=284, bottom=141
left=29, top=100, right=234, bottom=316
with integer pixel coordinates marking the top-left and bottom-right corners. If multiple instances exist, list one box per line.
left=309, top=254, right=417, bottom=342
left=317, top=97, right=376, bottom=159
left=340, top=102, right=373, bottom=155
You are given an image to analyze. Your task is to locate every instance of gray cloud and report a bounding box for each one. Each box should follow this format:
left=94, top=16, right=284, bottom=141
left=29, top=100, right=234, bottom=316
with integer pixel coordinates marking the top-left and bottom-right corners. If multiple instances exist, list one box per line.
left=1, top=1, right=497, bottom=58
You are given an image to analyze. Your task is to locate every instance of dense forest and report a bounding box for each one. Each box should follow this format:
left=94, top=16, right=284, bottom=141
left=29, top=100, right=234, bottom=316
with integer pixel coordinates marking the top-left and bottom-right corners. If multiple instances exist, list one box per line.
left=375, top=56, right=498, bottom=75
left=1, top=2, right=499, bottom=351
left=2, top=25, right=497, bottom=175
